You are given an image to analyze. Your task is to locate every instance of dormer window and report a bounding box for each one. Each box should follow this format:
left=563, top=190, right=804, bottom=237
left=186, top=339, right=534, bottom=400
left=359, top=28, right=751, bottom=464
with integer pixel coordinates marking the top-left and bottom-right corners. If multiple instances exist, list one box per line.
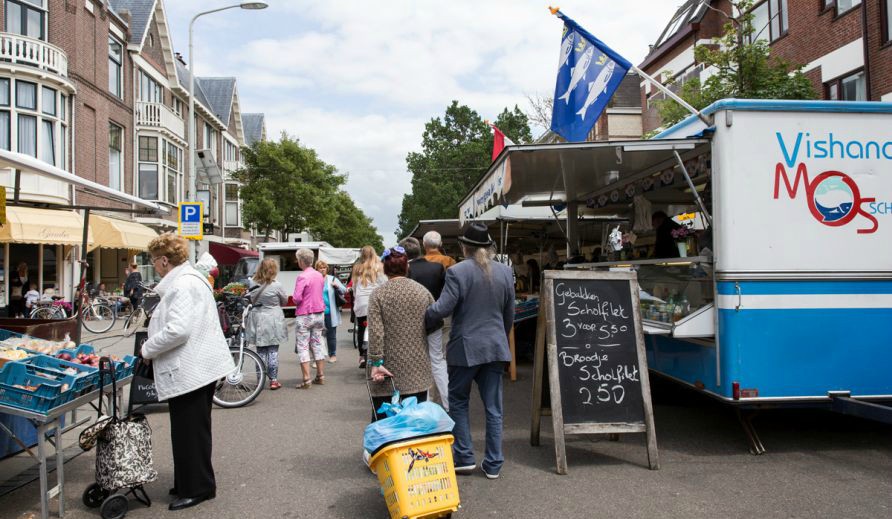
left=4, top=0, right=46, bottom=41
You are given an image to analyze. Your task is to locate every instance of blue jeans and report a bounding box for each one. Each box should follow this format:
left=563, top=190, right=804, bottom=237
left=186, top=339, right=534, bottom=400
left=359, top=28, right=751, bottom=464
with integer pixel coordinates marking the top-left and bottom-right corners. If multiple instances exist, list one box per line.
left=448, top=362, right=505, bottom=475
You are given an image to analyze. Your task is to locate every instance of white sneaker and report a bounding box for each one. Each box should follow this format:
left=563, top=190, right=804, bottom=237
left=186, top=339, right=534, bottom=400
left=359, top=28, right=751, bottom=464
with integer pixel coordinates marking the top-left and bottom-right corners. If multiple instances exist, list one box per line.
left=481, top=466, right=500, bottom=479
left=454, top=463, right=476, bottom=475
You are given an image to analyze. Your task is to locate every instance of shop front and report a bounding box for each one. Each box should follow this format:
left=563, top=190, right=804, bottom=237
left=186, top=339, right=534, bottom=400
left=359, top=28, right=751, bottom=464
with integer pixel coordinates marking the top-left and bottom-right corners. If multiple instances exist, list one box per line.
left=89, top=215, right=158, bottom=291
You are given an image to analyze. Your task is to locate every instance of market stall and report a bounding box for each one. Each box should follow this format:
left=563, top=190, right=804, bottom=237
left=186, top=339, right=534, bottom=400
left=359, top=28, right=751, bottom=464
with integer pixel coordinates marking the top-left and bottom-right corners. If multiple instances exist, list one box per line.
left=458, top=99, right=892, bottom=451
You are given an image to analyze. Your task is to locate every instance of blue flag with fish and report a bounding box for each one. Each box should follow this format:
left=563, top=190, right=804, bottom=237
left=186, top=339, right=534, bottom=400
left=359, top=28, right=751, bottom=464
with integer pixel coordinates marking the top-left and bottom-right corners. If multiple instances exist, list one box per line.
left=550, top=10, right=632, bottom=142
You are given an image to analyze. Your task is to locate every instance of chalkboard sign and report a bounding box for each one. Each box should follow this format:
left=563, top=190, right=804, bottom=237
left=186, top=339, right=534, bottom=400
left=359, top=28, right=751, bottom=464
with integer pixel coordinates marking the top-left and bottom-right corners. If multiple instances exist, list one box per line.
left=532, top=270, right=658, bottom=474
left=129, top=332, right=160, bottom=405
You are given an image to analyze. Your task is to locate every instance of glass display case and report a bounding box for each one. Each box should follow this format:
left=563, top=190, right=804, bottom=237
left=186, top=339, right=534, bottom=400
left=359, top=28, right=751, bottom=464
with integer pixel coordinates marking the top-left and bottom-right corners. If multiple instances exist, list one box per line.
left=568, top=257, right=715, bottom=338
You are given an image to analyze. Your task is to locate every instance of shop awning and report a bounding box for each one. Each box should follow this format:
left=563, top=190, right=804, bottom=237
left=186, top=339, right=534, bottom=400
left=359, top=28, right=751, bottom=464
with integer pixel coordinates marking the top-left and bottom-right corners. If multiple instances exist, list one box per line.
left=209, top=241, right=258, bottom=266
left=0, top=206, right=94, bottom=248
left=90, top=215, right=158, bottom=250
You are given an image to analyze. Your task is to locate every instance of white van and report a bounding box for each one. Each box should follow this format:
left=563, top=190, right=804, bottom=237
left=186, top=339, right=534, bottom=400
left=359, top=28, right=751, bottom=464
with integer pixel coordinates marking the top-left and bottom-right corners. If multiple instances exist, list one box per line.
left=257, top=242, right=360, bottom=310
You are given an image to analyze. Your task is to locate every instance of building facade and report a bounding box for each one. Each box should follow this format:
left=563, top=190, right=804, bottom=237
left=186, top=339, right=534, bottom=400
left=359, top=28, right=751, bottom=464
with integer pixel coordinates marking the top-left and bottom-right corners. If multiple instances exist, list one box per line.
left=639, top=0, right=892, bottom=133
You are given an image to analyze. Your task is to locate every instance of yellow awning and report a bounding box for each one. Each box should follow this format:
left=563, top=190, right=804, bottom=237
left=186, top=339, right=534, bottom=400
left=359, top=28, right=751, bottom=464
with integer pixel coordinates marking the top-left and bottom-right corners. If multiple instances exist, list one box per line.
left=0, top=206, right=94, bottom=248
left=90, top=215, right=158, bottom=250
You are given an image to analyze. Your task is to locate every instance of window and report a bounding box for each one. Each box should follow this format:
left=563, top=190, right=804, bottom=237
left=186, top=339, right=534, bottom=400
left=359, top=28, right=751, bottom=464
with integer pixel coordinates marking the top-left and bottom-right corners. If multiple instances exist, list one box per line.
left=204, top=123, right=215, bottom=151
left=0, top=111, right=9, bottom=150
left=138, top=136, right=157, bottom=162
left=824, top=0, right=861, bottom=15
left=41, top=86, right=55, bottom=115
left=108, top=37, right=123, bottom=98
left=749, top=0, right=787, bottom=42
left=138, top=163, right=158, bottom=200
left=40, top=119, right=53, bottom=164
left=825, top=70, right=866, bottom=101
left=171, top=97, right=184, bottom=117
left=164, top=141, right=182, bottom=204
left=225, top=183, right=240, bottom=226
left=0, top=78, right=9, bottom=106
left=137, top=70, right=161, bottom=103
left=4, top=0, right=45, bottom=40
left=60, top=94, right=66, bottom=120
left=15, top=81, right=36, bottom=110
left=884, top=0, right=891, bottom=43
left=109, top=124, right=123, bottom=191
left=17, top=114, right=36, bottom=156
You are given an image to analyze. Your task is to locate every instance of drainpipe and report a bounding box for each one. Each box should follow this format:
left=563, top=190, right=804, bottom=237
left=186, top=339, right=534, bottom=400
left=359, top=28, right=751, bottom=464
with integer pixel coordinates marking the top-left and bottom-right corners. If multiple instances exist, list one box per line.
left=861, top=1, right=872, bottom=100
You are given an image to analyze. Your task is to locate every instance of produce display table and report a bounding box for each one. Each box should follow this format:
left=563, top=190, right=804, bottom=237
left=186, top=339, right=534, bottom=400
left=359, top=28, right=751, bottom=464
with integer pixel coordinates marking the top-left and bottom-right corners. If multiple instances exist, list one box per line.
left=0, top=376, right=131, bottom=519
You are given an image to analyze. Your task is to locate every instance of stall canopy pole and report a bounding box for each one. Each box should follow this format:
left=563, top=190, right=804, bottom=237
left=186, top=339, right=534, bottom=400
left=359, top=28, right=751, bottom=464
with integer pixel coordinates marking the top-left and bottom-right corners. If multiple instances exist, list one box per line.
left=13, top=169, right=20, bottom=203
left=673, top=151, right=712, bottom=227
left=75, top=208, right=90, bottom=345
left=566, top=202, right=579, bottom=257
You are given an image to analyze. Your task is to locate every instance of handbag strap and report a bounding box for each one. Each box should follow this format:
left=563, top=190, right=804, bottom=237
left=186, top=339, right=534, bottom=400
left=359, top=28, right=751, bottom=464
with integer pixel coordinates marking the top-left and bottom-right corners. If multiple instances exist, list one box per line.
left=97, top=356, right=119, bottom=419
left=251, top=283, right=268, bottom=305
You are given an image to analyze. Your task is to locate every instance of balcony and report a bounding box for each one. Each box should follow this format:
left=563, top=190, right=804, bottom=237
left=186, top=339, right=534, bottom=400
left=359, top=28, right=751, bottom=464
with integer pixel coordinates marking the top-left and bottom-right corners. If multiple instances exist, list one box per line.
left=223, top=160, right=243, bottom=173
left=136, top=102, right=186, bottom=141
left=0, top=33, right=68, bottom=77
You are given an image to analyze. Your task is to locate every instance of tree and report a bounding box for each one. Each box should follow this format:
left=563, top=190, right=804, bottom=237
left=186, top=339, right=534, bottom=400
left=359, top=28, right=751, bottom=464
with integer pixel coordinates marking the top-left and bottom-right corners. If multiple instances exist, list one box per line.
left=235, top=134, right=345, bottom=240
left=396, top=102, right=532, bottom=238
left=316, top=191, right=385, bottom=251
left=656, top=0, right=817, bottom=128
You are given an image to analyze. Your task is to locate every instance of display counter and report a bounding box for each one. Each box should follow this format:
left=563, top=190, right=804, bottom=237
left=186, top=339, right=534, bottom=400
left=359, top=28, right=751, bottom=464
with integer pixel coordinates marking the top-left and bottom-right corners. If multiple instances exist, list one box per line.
left=567, top=257, right=715, bottom=338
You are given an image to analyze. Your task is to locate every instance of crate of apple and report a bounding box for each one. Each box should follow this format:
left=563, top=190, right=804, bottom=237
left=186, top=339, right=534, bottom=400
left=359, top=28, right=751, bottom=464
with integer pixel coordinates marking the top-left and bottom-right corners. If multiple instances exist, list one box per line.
left=56, top=352, right=100, bottom=367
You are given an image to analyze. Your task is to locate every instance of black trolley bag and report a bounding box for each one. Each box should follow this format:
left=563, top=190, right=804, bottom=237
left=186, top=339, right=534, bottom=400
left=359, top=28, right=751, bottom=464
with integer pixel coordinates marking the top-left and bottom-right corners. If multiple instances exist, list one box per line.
left=80, top=357, right=156, bottom=519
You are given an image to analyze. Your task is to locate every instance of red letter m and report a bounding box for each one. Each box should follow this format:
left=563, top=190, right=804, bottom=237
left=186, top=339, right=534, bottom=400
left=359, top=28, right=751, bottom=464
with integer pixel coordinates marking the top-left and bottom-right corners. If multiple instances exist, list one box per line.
left=773, top=163, right=810, bottom=199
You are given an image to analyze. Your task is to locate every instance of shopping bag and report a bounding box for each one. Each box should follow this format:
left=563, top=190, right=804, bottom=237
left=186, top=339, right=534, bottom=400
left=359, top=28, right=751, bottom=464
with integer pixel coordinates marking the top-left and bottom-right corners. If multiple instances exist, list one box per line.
left=96, top=414, right=157, bottom=490
left=363, top=397, right=454, bottom=454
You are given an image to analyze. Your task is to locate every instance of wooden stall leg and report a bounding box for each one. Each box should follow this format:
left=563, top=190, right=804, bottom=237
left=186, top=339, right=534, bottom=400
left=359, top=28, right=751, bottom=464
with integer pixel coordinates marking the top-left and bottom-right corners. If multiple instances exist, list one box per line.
left=509, top=326, right=517, bottom=382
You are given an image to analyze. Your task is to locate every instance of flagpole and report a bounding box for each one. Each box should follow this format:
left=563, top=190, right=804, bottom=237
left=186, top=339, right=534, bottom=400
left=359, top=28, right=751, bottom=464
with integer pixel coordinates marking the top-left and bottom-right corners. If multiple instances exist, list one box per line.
left=630, top=65, right=711, bottom=126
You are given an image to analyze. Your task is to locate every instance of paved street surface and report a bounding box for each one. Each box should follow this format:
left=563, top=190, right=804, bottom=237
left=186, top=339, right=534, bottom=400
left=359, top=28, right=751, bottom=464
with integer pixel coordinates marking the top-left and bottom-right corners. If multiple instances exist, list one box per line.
left=3, top=317, right=892, bottom=519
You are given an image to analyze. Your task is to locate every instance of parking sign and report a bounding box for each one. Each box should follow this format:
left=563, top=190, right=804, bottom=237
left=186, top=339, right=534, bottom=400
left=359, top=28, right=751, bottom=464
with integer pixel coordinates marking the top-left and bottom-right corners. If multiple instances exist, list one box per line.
left=178, top=202, right=203, bottom=240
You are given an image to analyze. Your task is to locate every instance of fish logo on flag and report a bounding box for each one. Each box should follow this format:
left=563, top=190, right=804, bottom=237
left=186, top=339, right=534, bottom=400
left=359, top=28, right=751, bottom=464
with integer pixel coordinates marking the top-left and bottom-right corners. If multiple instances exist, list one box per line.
left=550, top=10, right=632, bottom=142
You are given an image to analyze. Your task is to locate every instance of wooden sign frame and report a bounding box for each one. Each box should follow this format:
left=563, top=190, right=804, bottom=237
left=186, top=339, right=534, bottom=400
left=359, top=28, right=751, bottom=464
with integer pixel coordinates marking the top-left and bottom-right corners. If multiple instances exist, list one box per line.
left=530, top=270, right=659, bottom=474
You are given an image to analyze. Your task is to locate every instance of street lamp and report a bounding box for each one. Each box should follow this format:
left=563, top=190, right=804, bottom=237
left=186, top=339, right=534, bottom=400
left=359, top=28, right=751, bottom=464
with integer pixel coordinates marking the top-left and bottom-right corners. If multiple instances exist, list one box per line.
left=188, top=1, right=269, bottom=261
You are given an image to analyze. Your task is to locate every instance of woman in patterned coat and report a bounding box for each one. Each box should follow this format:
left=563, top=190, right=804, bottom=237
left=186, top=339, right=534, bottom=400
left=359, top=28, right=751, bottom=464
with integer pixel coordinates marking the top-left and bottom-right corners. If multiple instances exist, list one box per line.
left=367, top=246, right=435, bottom=420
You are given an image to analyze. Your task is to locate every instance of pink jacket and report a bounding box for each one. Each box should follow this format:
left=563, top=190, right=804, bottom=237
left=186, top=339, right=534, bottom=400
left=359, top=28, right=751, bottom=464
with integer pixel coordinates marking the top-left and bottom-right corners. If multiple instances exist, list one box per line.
left=292, top=268, right=325, bottom=315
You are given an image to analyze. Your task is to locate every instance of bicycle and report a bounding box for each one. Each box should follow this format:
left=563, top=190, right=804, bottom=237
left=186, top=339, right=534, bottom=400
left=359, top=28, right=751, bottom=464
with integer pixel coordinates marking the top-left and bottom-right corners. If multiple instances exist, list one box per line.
left=213, top=288, right=267, bottom=408
left=73, top=269, right=116, bottom=334
left=29, top=299, right=65, bottom=320
left=121, top=283, right=160, bottom=338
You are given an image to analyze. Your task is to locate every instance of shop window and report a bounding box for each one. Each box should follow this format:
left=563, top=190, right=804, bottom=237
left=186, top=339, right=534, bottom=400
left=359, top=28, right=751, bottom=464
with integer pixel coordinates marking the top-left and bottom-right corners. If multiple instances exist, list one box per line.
left=825, top=70, right=866, bottom=101
left=138, top=136, right=157, bottom=162
left=17, top=114, right=36, bottom=156
left=4, top=0, right=45, bottom=41
left=42, top=245, right=56, bottom=292
left=138, top=163, right=158, bottom=200
left=884, top=0, right=892, bottom=44
left=15, top=80, right=36, bottom=110
left=40, top=119, right=53, bottom=165
left=108, top=36, right=123, bottom=99
left=109, top=123, right=123, bottom=191
left=225, top=183, right=240, bottom=227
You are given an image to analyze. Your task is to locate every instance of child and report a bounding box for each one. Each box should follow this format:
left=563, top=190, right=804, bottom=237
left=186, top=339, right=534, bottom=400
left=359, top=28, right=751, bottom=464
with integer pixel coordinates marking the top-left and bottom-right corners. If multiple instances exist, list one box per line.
left=24, top=288, right=41, bottom=313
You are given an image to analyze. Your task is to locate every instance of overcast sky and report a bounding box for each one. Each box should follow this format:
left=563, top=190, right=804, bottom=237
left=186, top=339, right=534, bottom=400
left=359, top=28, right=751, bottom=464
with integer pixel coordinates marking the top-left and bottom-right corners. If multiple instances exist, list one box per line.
left=164, top=1, right=682, bottom=245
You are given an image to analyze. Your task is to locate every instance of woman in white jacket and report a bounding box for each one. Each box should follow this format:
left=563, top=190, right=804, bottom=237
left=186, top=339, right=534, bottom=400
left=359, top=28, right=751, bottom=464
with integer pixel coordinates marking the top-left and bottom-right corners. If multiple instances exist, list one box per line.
left=140, top=233, right=234, bottom=512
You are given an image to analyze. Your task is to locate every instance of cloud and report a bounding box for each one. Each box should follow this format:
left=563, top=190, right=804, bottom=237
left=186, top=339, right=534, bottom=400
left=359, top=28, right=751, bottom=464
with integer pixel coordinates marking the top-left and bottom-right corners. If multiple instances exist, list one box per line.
left=163, top=0, right=683, bottom=244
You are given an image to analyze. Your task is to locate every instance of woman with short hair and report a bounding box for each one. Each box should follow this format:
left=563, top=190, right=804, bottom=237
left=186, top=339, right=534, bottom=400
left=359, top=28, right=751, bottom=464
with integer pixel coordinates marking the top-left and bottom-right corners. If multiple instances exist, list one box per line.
left=292, top=248, right=326, bottom=388
left=140, top=233, right=235, bottom=511
left=245, top=258, right=289, bottom=390
left=367, top=246, right=434, bottom=419
left=315, top=260, right=346, bottom=363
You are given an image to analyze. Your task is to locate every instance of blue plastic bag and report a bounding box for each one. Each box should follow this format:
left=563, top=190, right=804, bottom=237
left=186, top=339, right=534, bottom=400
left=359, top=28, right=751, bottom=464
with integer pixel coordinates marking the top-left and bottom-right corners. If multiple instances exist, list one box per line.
left=363, top=397, right=454, bottom=454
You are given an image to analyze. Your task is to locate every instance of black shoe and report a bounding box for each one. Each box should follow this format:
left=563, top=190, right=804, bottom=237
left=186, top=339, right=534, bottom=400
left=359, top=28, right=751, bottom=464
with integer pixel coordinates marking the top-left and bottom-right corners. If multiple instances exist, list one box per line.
left=358, top=358, right=367, bottom=369
left=168, top=491, right=215, bottom=511
left=169, top=488, right=177, bottom=496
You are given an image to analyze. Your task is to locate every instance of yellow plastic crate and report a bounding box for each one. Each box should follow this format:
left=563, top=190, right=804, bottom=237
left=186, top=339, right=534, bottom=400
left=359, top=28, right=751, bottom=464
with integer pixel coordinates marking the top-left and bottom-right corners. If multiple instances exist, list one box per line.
left=369, top=433, right=460, bottom=519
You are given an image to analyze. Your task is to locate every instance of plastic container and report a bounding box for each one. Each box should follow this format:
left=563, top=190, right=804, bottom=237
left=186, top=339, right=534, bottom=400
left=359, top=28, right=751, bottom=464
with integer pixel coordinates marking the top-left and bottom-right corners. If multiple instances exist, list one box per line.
left=0, top=362, right=78, bottom=413
left=22, top=355, right=99, bottom=394
left=368, top=434, right=460, bottom=519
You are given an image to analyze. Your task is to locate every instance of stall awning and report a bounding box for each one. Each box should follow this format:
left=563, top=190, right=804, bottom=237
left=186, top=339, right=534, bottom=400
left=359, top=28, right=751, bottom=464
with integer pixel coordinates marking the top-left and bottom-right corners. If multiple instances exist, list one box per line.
left=0, top=206, right=94, bottom=247
left=90, top=215, right=158, bottom=250
left=209, top=241, right=258, bottom=266
left=459, top=139, right=710, bottom=222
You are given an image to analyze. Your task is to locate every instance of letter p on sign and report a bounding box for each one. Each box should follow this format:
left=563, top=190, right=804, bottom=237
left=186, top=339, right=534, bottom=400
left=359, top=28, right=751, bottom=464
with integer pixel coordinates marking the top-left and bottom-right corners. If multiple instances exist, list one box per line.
left=178, top=202, right=204, bottom=240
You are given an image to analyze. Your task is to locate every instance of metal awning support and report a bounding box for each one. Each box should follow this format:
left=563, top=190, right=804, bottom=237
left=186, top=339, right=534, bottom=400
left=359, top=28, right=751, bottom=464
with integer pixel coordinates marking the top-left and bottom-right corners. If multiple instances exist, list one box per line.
left=75, top=208, right=90, bottom=345
left=673, top=150, right=712, bottom=228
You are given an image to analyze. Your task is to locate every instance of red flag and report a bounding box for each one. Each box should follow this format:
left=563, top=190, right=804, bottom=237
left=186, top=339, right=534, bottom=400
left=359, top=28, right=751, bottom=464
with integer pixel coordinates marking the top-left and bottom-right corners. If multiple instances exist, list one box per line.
left=488, top=123, right=515, bottom=162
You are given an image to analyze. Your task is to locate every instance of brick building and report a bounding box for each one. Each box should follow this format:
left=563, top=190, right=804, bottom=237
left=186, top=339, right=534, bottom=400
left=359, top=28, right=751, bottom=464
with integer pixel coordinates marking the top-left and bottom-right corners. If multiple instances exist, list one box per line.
left=639, top=0, right=892, bottom=133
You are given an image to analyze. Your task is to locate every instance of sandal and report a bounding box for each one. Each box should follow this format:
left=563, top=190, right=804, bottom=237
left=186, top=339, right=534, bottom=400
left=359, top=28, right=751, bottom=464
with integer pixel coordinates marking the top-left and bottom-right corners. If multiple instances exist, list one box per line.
left=313, top=375, right=325, bottom=385
left=270, top=380, right=282, bottom=390
left=296, top=380, right=312, bottom=390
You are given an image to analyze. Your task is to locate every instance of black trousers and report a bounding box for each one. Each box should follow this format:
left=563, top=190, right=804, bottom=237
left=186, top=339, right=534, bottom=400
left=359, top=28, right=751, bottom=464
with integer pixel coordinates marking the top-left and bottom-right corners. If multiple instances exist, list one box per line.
left=168, top=382, right=216, bottom=498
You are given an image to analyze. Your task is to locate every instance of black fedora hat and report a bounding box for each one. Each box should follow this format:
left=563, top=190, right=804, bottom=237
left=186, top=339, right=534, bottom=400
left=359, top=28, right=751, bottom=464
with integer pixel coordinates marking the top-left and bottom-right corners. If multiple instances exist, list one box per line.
left=459, top=222, right=493, bottom=247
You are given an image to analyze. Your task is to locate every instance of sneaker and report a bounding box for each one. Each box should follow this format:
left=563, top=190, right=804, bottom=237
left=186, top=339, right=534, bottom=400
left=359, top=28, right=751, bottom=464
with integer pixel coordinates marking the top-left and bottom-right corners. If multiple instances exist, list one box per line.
left=481, top=466, right=500, bottom=480
left=329, top=355, right=337, bottom=363
left=454, top=463, right=476, bottom=475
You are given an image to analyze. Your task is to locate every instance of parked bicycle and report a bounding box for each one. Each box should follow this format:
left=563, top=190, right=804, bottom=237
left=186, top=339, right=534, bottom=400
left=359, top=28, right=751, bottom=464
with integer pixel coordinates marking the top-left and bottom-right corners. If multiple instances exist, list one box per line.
left=213, top=287, right=267, bottom=408
left=29, top=263, right=116, bottom=334
left=121, top=283, right=160, bottom=338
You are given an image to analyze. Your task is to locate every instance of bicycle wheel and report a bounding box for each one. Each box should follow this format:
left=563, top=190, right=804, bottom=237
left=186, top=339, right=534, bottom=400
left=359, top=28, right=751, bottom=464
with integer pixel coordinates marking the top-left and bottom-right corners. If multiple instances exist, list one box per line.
left=122, top=307, right=145, bottom=338
left=81, top=303, right=115, bottom=334
left=213, top=347, right=266, bottom=408
left=30, top=306, right=57, bottom=320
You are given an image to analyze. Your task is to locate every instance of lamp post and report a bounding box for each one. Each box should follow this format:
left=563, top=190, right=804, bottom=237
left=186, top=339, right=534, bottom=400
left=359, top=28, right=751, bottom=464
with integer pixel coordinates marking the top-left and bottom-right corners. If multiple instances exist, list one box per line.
left=188, top=2, right=268, bottom=262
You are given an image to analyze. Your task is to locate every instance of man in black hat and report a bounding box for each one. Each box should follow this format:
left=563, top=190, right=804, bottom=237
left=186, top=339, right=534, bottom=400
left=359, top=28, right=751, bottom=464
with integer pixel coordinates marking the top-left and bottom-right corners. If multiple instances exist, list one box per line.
left=425, top=222, right=515, bottom=480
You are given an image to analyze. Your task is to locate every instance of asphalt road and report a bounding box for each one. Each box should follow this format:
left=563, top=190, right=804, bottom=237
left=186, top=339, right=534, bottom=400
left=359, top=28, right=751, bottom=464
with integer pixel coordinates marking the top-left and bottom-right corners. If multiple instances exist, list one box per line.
left=3, top=318, right=892, bottom=519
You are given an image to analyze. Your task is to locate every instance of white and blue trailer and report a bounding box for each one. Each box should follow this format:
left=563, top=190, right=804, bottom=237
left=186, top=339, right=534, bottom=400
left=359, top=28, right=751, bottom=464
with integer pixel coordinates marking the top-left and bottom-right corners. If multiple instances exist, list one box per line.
left=458, top=99, right=892, bottom=451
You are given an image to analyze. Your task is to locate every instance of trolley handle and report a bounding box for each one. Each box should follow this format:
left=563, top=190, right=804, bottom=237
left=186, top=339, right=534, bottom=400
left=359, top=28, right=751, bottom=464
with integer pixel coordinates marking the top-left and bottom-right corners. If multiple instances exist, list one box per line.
left=367, top=376, right=397, bottom=422
left=97, top=356, right=119, bottom=420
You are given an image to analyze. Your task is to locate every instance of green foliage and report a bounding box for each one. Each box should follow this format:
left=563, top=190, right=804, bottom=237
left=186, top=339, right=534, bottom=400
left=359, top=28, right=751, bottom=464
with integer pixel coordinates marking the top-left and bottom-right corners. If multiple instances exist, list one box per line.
left=316, top=191, right=384, bottom=251
left=234, top=134, right=348, bottom=240
left=396, top=102, right=532, bottom=238
left=656, top=0, right=817, bottom=128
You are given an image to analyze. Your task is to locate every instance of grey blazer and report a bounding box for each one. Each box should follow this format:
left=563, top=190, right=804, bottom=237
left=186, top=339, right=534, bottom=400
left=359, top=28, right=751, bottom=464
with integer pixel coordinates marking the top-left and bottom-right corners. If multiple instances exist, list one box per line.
left=425, top=259, right=515, bottom=367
